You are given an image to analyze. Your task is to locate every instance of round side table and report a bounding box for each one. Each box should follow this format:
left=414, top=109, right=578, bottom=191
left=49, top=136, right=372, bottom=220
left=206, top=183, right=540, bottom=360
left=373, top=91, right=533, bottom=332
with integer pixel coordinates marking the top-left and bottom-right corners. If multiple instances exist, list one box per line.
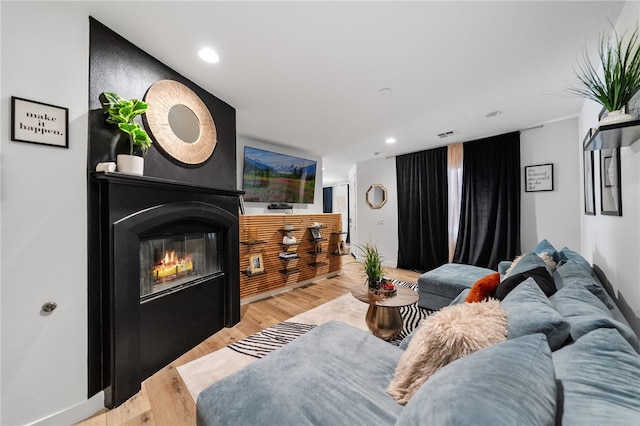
left=350, top=285, right=419, bottom=341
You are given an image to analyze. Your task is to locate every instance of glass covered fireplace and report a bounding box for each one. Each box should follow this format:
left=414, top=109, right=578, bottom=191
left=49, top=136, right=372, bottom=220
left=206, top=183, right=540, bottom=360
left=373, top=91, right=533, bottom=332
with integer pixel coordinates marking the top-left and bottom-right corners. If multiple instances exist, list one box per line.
left=140, top=230, right=222, bottom=301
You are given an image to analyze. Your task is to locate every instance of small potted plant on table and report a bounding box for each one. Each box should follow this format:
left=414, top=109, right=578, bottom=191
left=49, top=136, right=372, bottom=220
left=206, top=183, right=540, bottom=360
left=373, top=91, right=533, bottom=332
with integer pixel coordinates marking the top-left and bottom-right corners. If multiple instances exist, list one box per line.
left=358, top=242, right=396, bottom=297
left=99, top=91, right=152, bottom=175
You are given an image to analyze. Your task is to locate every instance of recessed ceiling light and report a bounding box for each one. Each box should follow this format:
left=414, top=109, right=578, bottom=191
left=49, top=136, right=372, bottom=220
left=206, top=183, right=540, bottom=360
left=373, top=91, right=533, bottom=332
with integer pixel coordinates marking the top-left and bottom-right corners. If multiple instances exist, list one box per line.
left=378, top=88, right=392, bottom=94
left=486, top=110, right=502, bottom=118
left=198, top=47, right=219, bottom=63
left=385, top=137, right=396, bottom=144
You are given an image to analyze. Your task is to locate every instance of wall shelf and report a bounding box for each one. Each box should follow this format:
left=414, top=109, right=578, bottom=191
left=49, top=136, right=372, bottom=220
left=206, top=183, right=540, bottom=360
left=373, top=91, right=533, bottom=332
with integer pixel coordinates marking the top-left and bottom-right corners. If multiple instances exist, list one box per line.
left=242, top=270, right=266, bottom=277
left=584, top=119, right=640, bottom=151
left=240, top=240, right=267, bottom=246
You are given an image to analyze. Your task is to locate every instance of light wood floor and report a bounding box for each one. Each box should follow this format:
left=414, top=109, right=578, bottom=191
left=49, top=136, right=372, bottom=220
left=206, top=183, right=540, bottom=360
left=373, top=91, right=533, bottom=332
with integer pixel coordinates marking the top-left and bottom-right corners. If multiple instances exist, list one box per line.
left=77, top=263, right=420, bottom=426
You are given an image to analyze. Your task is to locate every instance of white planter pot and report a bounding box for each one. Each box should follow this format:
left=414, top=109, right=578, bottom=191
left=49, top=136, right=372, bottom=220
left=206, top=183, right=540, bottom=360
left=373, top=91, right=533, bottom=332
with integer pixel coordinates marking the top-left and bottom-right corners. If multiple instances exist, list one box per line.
left=116, top=154, right=144, bottom=176
left=598, top=109, right=635, bottom=127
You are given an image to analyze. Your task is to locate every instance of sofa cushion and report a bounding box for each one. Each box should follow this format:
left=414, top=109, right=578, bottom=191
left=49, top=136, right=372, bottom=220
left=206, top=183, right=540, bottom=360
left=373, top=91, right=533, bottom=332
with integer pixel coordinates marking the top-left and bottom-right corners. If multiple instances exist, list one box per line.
left=495, top=266, right=556, bottom=300
left=554, top=260, right=613, bottom=308
left=534, top=239, right=560, bottom=263
left=387, top=299, right=507, bottom=405
left=557, top=247, right=591, bottom=271
left=553, top=328, right=640, bottom=425
left=396, top=334, right=557, bottom=426
left=501, top=277, right=570, bottom=350
left=550, top=283, right=639, bottom=352
left=196, top=321, right=404, bottom=426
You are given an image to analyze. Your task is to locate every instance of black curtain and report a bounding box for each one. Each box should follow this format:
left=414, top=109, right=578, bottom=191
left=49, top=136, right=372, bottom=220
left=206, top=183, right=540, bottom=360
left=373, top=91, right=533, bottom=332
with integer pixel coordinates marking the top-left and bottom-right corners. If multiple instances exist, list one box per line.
left=453, top=132, right=520, bottom=270
left=396, top=147, right=449, bottom=271
left=323, top=187, right=333, bottom=213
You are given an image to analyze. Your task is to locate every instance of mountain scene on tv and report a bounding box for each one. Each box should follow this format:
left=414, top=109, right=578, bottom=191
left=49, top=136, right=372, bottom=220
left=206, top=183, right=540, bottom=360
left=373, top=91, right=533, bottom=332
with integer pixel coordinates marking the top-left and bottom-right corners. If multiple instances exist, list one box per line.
left=242, top=147, right=317, bottom=203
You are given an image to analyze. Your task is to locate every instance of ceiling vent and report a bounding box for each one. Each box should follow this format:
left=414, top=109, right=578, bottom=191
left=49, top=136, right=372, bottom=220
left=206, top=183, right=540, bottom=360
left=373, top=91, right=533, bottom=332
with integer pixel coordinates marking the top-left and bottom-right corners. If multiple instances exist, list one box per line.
left=437, top=130, right=458, bottom=139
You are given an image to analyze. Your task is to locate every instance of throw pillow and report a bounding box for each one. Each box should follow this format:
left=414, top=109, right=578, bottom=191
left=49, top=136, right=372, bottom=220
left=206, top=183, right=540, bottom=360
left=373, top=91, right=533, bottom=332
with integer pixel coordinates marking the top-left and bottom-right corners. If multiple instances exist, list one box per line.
left=465, top=272, right=501, bottom=302
left=387, top=299, right=508, bottom=405
left=494, top=266, right=556, bottom=300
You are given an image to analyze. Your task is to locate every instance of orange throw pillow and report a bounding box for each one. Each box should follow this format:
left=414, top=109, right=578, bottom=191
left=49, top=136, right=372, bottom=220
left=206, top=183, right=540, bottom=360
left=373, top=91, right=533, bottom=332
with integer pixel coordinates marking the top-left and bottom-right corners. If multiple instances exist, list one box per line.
left=465, top=272, right=501, bottom=303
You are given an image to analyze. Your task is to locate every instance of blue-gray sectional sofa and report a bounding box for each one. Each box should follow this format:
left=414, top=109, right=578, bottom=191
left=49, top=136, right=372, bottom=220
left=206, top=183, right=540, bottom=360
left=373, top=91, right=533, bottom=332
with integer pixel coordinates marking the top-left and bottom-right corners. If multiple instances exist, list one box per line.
left=196, top=241, right=640, bottom=425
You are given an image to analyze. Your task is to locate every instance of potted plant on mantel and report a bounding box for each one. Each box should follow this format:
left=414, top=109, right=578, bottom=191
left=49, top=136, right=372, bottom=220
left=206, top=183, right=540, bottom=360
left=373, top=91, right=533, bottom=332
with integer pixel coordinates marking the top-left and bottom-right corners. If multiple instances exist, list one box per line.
left=99, top=91, right=152, bottom=176
left=568, top=26, right=640, bottom=127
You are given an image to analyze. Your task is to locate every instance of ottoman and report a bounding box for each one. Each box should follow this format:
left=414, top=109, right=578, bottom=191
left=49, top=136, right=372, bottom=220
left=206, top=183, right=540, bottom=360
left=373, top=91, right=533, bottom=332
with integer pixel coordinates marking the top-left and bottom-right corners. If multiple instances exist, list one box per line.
left=417, top=263, right=496, bottom=310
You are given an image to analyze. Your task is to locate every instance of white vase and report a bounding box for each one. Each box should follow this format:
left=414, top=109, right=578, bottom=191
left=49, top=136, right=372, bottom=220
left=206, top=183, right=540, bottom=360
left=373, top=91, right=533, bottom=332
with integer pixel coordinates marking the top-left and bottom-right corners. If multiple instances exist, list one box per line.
left=116, top=154, right=144, bottom=176
left=598, top=109, right=635, bottom=127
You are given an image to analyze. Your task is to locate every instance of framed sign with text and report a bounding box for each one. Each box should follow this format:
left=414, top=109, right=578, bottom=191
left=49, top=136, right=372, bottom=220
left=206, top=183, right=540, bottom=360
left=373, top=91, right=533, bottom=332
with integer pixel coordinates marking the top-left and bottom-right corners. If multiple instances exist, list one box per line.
left=11, top=97, right=69, bottom=148
left=525, top=163, right=554, bottom=192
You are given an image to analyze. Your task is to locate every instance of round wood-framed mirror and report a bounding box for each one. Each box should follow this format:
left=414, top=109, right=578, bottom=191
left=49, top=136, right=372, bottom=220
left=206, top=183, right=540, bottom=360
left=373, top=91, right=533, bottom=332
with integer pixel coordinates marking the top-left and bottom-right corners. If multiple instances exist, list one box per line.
left=144, top=80, right=217, bottom=164
left=366, top=184, right=387, bottom=209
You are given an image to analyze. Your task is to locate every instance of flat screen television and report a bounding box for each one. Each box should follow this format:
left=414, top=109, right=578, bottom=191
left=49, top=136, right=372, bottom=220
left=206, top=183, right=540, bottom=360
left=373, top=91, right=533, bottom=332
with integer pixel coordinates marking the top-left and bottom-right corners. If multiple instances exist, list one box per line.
left=242, top=146, right=317, bottom=203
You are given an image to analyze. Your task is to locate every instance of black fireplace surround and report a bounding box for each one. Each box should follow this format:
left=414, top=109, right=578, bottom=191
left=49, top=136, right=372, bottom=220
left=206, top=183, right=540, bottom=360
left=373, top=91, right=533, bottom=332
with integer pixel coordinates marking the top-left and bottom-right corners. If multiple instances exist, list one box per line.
left=87, top=18, right=241, bottom=407
left=90, top=174, right=240, bottom=407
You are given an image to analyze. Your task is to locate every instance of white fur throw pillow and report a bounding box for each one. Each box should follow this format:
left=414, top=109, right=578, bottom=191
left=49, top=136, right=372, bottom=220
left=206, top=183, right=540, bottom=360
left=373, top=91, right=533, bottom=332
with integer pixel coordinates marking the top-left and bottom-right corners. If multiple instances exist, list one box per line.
left=387, top=299, right=508, bottom=405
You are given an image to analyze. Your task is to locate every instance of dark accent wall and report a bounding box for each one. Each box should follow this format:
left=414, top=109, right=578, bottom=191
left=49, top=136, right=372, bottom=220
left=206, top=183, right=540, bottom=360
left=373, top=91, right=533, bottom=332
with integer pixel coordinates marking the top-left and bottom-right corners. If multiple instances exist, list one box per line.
left=87, top=17, right=240, bottom=400
left=87, top=17, right=236, bottom=187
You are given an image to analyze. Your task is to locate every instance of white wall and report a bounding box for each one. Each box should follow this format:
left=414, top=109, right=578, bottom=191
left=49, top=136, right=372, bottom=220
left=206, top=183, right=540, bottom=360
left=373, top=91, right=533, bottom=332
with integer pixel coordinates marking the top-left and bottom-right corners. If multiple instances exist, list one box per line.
left=520, top=119, right=581, bottom=251
left=354, top=156, right=398, bottom=268
left=580, top=1, right=640, bottom=317
left=237, top=136, right=323, bottom=215
left=0, top=2, right=103, bottom=425
left=355, top=118, right=583, bottom=268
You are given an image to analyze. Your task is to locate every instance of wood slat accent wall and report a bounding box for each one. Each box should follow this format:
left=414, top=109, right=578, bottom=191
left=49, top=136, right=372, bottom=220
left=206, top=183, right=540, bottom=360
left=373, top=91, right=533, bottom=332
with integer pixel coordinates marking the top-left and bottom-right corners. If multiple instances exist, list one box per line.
left=239, top=214, right=345, bottom=300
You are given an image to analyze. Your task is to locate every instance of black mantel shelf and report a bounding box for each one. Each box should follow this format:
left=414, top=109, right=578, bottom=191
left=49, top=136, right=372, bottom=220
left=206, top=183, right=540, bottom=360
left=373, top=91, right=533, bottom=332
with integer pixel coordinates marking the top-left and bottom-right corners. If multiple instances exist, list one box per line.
left=584, top=119, right=640, bottom=151
left=92, top=171, right=244, bottom=197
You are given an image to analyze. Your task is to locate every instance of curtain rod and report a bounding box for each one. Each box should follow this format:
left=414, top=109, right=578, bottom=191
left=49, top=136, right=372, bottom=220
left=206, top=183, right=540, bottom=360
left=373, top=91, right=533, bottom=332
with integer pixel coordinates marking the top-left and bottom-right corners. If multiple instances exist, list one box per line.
left=519, top=124, right=544, bottom=133
left=385, top=125, right=545, bottom=159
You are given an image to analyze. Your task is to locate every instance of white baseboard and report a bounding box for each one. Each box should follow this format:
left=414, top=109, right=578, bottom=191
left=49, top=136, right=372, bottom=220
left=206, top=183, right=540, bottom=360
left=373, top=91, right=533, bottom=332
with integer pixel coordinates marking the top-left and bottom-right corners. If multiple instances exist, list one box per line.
left=30, top=392, right=104, bottom=426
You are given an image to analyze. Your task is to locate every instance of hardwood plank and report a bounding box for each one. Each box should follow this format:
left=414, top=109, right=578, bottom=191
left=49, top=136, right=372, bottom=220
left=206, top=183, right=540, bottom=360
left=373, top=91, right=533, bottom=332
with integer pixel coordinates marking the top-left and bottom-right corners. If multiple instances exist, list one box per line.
left=76, top=265, right=420, bottom=426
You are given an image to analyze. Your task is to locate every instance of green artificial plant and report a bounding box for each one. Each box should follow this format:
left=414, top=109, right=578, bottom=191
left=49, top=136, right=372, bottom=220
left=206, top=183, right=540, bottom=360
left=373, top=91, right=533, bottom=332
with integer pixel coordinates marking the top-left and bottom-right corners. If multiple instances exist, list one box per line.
left=99, top=91, right=152, bottom=155
left=357, top=242, right=385, bottom=286
left=568, top=26, right=640, bottom=112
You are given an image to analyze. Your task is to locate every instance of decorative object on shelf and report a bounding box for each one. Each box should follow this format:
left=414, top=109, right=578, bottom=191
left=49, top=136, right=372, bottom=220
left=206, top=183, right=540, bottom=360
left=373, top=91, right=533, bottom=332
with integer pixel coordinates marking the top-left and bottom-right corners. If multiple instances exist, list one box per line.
left=284, top=223, right=294, bottom=230
left=567, top=26, right=640, bottom=127
left=358, top=242, right=385, bottom=292
left=99, top=91, right=152, bottom=176
left=525, top=164, right=554, bottom=192
left=247, top=253, right=264, bottom=275
left=312, top=222, right=323, bottom=228
left=583, top=140, right=596, bottom=215
left=310, top=227, right=322, bottom=240
left=144, top=79, right=217, bottom=165
left=335, top=240, right=350, bottom=256
left=365, top=183, right=388, bottom=209
left=600, top=148, right=622, bottom=216
left=239, top=195, right=246, bottom=215
left=282, top=231, right=297, bottom=245
left=11, top=96, right=69, bottom=148
left=95, top=162, right=116, bottom=173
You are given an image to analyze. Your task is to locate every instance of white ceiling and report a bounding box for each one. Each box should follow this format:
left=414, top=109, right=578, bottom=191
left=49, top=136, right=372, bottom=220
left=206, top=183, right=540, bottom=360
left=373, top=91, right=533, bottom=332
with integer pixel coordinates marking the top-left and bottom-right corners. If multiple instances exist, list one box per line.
left=70, top=1, right=625, bottom=184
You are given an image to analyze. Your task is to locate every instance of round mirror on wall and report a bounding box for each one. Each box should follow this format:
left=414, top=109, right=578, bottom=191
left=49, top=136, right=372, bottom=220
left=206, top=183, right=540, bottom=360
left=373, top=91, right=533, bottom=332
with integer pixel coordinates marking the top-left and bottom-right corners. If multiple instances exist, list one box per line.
left=366, top=184, right=387, bottom=209
left=144, top=79, right=217, bottom=164
left=167, top=104, right=200, bottom=144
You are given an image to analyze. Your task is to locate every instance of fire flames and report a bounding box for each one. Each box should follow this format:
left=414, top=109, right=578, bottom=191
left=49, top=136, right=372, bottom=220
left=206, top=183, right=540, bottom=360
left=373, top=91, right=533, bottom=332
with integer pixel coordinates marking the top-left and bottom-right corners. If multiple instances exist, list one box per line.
left=152, top=250, right=194, bottom=282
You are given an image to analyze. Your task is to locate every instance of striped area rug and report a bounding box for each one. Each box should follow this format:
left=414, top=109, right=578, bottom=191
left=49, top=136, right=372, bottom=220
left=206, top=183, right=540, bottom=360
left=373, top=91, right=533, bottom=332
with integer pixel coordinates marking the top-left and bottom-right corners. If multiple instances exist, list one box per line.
left=227, top=280, right=431, bottom=359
